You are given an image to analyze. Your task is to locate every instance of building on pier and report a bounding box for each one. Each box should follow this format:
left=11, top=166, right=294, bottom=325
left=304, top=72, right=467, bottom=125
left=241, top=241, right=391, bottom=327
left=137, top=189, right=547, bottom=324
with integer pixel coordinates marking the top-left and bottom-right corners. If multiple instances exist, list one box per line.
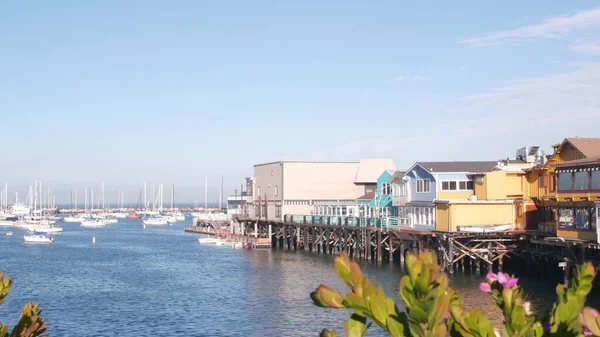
left=434, top=159, right=538, bottom=232
left=528, top=138, right=600, bottom=241
left=401, top=160, right=498, bottom=229
left=249, top=159, right=395, bottom=220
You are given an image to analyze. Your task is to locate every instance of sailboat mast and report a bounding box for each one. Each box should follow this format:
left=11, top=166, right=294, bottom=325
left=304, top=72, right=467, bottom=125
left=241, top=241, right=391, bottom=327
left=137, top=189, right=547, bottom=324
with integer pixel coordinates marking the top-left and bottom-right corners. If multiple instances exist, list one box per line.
left=101, top=181, right=105, bottom=210
left=220, top=176, right=223, bottom=210
left=75, top=189, right=78, bottom=211
left=143, top=181, right=147, bottom=212
left=85, top=187, right=88, bottom=213
left=171, top=183, right=174, bottom=211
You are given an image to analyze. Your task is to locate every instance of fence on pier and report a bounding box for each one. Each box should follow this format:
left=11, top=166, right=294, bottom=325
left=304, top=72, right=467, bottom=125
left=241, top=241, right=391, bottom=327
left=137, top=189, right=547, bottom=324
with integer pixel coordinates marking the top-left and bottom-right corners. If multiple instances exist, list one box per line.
left=284, top=214, right=414, bottom=228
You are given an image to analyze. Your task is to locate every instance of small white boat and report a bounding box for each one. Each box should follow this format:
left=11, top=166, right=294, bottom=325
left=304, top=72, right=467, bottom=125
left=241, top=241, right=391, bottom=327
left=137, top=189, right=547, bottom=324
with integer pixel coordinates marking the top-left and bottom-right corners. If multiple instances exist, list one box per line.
left=231, top=242, right=243, bottom=249
left=81, top=219, right=107, bottom=228
left=0, top=221, right=15, bottom=227
left=174, top=212, right=185, bottom=221
left=24, top=234, right=53, bottom=244
left=102, top=218, right=118, bottom=224
left=457, top=224, right=512, bottom=233
left=198, top=237, right=227, bottom=245
left=143, top=217, right=168, bottom=226
left=63, top=215, right=90, bottom=223
left=6, top=231, right=14, bottom=236
left=26, top=226, right=63, bottom=233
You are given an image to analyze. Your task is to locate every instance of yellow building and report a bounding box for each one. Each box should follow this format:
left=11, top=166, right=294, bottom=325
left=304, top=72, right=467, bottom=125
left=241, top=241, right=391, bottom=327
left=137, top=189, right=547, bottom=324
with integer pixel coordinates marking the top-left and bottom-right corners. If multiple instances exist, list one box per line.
left=435, top=160, right=535, bottom=232
left=527, top=138, right=600, bottom=241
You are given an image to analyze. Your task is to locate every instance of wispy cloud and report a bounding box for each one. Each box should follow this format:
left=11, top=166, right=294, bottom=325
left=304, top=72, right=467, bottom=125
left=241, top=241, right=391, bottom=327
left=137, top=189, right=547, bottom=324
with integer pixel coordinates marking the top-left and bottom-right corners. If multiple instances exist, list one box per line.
left=457, top=7, right=600, bottom=47
left=569, top=41, right=600, bottom=55
left=317, top=63, right=600, bottom=167
left=393, top=75, right=431, bottom=82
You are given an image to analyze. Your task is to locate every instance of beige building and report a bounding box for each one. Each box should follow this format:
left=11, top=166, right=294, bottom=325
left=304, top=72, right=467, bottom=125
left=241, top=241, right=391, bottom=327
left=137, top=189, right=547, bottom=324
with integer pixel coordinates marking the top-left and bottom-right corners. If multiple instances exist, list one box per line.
left=248, top=159, right=396, bottom=220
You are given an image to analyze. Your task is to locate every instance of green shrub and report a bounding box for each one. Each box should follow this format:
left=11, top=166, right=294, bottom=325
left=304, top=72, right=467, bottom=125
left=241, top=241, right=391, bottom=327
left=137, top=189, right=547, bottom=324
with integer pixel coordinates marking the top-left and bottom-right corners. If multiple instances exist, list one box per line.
left=311, top=250, right=598, bottom=337
left=0, top=272, right=48, bottom=337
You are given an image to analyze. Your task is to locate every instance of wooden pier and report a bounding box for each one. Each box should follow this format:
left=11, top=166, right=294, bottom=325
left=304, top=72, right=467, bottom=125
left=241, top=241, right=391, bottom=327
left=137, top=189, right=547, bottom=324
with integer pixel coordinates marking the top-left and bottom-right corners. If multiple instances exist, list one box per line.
left=185, top=214, right=600, bottom=280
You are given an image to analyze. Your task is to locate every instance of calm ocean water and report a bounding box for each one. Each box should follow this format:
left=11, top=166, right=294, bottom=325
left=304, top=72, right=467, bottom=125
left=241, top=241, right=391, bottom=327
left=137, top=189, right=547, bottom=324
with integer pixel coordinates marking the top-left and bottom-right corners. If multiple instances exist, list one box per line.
left=0, top=217, right=593, bottom=336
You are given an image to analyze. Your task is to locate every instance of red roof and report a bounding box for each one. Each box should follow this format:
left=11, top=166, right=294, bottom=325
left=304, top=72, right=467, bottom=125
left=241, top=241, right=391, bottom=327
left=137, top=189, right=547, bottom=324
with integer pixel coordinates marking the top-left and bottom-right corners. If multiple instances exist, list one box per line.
left=357, top=191, right=375, bottom=200
left=566, top=138, right=600, bottom=158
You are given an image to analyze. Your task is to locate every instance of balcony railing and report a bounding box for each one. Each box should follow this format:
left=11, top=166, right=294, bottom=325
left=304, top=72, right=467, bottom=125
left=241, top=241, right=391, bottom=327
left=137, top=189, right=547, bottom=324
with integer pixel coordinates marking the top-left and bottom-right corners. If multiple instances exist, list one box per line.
left=283, top=214, right=412, bottom=228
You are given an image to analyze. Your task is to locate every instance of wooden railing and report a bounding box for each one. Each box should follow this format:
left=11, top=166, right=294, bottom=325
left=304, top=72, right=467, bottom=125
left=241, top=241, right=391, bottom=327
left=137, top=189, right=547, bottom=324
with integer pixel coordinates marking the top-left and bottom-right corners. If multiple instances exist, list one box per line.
left=283, top=214, right=411, bottom=228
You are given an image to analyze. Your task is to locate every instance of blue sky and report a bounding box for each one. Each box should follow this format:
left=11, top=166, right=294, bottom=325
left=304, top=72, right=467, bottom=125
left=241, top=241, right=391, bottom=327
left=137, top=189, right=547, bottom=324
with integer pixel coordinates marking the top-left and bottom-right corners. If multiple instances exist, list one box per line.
left=1, top=1, right=599, bottom=203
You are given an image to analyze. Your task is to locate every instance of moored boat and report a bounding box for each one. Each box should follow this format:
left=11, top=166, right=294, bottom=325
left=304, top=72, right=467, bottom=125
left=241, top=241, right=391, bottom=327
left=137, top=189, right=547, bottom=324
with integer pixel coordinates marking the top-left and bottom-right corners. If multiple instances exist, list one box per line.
left=24, top=234, right=53, bottom=244
left=81, top=219, right=107, bottom=228
left=142, top=217, right=168, bottom=225
left=198, top=237, right=227, bottom=245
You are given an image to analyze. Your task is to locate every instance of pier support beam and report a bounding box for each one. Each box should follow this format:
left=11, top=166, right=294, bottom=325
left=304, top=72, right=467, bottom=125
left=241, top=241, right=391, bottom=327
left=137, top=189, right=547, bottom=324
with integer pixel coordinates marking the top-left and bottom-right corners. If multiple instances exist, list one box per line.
left=448, top=239, right=455, bottom=274
left=376, top=230, right=382, bottom=262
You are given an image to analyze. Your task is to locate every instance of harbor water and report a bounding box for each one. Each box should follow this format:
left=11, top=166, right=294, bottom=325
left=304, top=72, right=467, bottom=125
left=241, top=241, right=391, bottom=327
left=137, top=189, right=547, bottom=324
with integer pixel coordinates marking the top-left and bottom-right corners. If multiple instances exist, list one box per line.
left=0, top=217, right=597, bottom=336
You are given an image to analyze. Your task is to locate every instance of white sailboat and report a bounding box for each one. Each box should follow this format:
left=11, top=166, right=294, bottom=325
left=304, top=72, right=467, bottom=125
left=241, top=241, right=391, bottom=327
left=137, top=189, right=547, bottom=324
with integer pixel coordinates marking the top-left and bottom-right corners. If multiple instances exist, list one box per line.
left=81, top=219, right=107, bottom=228
left=142, top=216, right=168, bottom=226
left=24, top=234, right=53, bottom=244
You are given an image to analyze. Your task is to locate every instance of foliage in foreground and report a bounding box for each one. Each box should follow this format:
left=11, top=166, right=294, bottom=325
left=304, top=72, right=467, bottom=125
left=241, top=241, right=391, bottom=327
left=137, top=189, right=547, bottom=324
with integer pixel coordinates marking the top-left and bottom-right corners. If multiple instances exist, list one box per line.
left=0, top=272, right=48, bottom=337
left=311, top=250, right=599, bottom=337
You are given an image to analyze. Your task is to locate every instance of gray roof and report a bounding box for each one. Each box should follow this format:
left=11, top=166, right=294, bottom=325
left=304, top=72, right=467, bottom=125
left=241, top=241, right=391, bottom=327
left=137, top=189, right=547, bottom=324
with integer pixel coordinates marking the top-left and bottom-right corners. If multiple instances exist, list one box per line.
left=416, top=161, right=498, bottom=173
left=389, top=170, right=406, bottom=183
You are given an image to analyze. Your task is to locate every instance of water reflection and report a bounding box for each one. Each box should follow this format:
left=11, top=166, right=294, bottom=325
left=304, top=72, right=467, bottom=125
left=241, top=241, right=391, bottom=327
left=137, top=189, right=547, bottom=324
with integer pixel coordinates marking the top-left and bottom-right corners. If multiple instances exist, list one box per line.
left=1, top=222, right=599, bottom=336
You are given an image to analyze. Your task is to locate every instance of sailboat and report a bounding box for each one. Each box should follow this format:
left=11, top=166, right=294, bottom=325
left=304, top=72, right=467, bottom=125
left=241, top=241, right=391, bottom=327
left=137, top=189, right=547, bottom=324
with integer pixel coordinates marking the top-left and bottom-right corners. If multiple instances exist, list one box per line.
left=165, top=183, right=185, bottom=221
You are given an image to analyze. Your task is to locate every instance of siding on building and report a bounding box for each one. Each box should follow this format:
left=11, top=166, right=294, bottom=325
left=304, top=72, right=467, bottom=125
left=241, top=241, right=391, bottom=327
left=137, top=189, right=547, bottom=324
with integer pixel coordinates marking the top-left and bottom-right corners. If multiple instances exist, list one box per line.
left=406, top=165, right=436, bottom=204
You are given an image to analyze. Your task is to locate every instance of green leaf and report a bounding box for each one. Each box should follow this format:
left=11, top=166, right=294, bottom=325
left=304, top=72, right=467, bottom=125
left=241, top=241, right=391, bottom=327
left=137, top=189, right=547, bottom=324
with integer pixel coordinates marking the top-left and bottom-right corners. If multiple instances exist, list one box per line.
left=320, top=328, right=337, bottom=337
left=386, top=315, right=405, bottom=337
left=343, top=314, right=367, bottom=337
left=334, top=254, right=353, bottom=288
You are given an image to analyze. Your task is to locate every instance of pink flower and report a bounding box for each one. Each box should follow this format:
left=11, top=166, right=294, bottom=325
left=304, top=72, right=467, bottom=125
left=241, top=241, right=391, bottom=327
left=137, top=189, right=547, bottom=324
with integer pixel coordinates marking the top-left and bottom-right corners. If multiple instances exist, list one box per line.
left=504, top=277, right=519, bottom=289
left=486, top=272, right=498, bottom=281
left=497, top=272, right=508, bottom=285
left=496, top=272, right=519, bottom=288
left=479, top=282, right=492, bottom=293
left=582, top=327, right=593, bottom=336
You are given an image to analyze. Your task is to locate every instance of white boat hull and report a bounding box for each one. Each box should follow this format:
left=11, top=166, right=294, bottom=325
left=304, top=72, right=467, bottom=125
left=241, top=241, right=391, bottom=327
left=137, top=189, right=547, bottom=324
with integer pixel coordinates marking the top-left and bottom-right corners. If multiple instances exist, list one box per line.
left=0, top=221, right=15, bottom=227
left=81, top=220, right=107, bottom=228
left=27, top=226, right=63, bottom=233
left=457, top=224, right=512, bottom=233
left=143, top=219, right=168, bottom=225
left=63, top=216, right=88, bottom=223
left=24, top=235, right=53, bottom=244
left=198, top=237, right=227, bottom=245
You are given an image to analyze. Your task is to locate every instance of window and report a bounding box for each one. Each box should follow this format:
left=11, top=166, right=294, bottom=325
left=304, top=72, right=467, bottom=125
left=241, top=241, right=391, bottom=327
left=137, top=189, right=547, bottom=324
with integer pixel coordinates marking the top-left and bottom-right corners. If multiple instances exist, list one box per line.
left=459, top=181, right=474, bottom=190
left=574, top=172, right=589, bottom=191
left=558, top=208, right=574, bottom=229
left=592, top=207, right=597, bottom=230
left=257, top=187, right=261, bottom=197
left=539, top=174, right=546, bottom=188
left=441, top=180, right=473, bottom=191
left=575, top=208, right=588, bottom=229
left=416, top=179, right=430, bottom=193
left=275, top=205, right=281, bottom=217
left=392, top=182, right=407, bottom=196
left=592, top=171, right=600, bottom=190
left=557, top=172, right=572, bottom=191
left=274, top=185, right=279, bottom=196
left=381, top=183, right=391, bottom=195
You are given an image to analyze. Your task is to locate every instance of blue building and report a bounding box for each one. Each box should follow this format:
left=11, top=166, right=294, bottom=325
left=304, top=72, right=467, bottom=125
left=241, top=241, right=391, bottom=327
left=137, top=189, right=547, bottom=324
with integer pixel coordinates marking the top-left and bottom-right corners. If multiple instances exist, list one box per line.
left=393, top=161, right=497, bottom=228
left=355, top=169, right=396, bottom=218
